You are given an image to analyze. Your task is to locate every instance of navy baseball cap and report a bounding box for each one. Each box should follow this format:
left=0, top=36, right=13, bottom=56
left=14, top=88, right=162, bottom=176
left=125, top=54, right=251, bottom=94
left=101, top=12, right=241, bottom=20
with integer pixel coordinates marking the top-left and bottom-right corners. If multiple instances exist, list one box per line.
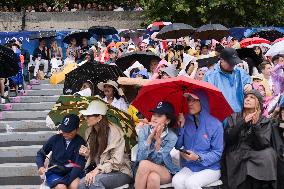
left=150, top=101, right=175, bottom=118
left=220, top=48, right=242, bottom=66
left=58, top=114, right=80, bottom=133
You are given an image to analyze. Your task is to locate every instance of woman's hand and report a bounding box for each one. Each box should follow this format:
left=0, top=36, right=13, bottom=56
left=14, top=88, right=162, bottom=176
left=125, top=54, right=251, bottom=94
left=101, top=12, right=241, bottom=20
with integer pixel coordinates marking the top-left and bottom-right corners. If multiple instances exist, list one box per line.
left=180, top=151, right=200, bottom=161
left=147, top=126, right=157, bottom=145
left=85, top=169, right=99, bottom=186
left=177, top=113, right=185, bottom=128
left=79, top=145, right=90, bottom=157
left=38, top=167, right=46, bottom=175
left=244, top=112, right=257, bottom=123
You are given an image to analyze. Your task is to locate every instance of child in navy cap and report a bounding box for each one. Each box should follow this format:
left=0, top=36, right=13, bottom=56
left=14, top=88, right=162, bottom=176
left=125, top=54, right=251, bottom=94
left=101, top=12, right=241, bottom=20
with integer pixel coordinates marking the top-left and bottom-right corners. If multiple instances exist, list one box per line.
left=36, top=114, right=86, bottom=189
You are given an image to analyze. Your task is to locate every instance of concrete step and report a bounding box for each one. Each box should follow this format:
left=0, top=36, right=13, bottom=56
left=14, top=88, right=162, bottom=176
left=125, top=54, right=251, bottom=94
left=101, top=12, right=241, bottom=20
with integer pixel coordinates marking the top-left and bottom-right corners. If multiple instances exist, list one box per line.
left=0, top=131, right=57, bottom=147
left=0, top=163, right=41, bottom=185
left=0, top=145, right=41, bottom=163
left=0, top=120, right=48, bottom=132
left=20, top=89, right=62, bottom=96
left=9, top=96, right=59, bottom=103
left=0, top=186, right=39, bottom=189
left=28, top=84, right=64, bottom=90
left=0, top=110, right=49, bottom=120
left=0, top=102, right=54, bottom=111
left=39, top=79, right=51, bottom=84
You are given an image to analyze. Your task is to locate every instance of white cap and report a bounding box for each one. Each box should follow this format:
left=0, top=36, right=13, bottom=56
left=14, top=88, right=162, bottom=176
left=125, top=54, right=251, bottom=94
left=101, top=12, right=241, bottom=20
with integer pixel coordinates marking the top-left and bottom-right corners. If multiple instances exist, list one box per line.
left=80, top=100, right=108, bottom=116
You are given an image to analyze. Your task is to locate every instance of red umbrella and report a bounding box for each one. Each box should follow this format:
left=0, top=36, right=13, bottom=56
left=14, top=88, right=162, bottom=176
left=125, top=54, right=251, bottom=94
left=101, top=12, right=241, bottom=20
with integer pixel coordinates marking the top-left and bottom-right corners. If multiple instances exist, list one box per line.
left=273, top=37, right=284, bottom=44
left=132, top=76, right=233, bottom=122
left=147, top=21, right=172, bottom=31
left=240, top=37, right=270, bottom=48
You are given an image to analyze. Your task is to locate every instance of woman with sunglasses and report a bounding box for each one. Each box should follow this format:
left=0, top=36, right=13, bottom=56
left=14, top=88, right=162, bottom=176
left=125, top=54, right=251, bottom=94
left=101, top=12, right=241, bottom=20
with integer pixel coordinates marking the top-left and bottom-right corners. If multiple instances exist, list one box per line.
left=78, top=100, right=132, bottom=189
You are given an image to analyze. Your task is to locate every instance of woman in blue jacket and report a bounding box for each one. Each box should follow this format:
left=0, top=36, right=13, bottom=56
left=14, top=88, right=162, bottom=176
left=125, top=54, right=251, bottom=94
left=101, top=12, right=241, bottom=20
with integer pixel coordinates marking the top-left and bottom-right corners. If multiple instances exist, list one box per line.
left=172, top=92, right=224, bottom=189
left=134, top=101, right=180, bottom=189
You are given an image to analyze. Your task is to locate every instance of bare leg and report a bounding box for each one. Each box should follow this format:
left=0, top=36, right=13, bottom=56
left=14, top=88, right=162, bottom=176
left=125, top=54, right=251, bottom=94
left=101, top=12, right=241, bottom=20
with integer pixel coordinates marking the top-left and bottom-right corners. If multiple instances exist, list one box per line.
left=135, top=160, right=172, bottom=189
left=54, top=184, right=67, bottom=189
left=0, top=78, right=4, bottom=97
left=69, top=177, right=80, bottom=189
left=146, top=172, right=160, bottom=189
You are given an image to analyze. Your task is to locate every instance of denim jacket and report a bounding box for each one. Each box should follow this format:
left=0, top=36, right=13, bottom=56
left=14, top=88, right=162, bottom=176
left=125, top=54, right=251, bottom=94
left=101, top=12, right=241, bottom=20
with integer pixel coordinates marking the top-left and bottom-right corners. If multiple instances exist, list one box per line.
left=135, top=125, right=180, bottom=175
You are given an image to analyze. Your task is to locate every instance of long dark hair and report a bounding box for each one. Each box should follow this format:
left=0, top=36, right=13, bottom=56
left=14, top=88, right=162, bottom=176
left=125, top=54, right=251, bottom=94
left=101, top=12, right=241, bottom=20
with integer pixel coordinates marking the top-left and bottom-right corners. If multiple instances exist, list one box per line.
left=88, top=116, right=110, bottom=163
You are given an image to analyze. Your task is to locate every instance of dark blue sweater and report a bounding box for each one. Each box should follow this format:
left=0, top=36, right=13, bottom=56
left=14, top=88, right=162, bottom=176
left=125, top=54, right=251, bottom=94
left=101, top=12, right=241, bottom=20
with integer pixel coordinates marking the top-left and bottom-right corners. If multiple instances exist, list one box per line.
left=36, top=134, right=86, bottom=186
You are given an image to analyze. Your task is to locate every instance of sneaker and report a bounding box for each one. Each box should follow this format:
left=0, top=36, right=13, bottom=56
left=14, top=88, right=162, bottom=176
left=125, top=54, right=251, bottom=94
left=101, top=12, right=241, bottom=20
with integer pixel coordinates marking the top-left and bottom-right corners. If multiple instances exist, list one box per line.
left=0, top=98, right=5, bottom=104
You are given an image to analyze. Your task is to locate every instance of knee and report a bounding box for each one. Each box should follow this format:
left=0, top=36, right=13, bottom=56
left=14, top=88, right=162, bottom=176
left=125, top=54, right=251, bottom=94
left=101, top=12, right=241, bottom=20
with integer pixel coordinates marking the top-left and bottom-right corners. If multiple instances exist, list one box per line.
left=54, top=184, right=67, bottom=189
left=172, top=174, right=184, bottom=188
left=147, top=172, right=160, bottom=187
left=137, top=160, right=152, bottom=174
left=69, top=178, right=80, bottom=189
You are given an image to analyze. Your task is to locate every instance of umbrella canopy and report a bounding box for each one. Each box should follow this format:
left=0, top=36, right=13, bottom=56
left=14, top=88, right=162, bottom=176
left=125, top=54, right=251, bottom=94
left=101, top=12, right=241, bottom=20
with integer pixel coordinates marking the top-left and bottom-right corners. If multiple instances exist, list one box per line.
left=147, top=21, right=172, bottom=31
left=88, top=26, right=118, bottom=36
left=132, top=76, right=233, bottom=122
left=63, top=31, right=93, bottom=44
left=273, top=37, right=284, bottom=44
left=156, top=23, right=195, bottom=39
left=48, top=95, right=137, bottom=152
left=194, top=24, right=229, bottom=40
left=247, top=27, right=284, bottom=42
left=265, top=40, right=284, bottom=57
left=197, top=56, right=219, bottom=68
left=115, top=51, right=161, bottom=72
left=236, top=48, right=263, bottom=66
left=63, top=63, right=125, bottom=95
left=0, top=45, right=19, bottom=78
left=29, top=31, right=57, bottom=40
left=119, top=29, right=145, bottom=39
left=240, top=37, right=270, bottom=48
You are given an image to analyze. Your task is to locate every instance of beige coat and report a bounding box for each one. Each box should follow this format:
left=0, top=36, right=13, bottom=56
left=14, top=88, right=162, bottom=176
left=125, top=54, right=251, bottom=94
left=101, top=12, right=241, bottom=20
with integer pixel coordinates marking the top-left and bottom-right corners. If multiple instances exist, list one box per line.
left=85, top=122, right=132, bottom=177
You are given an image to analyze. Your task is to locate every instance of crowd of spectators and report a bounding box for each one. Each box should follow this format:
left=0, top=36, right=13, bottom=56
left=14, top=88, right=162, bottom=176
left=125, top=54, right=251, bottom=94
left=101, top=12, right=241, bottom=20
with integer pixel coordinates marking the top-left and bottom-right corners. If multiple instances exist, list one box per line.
left=0, top=2, right=143, bottom=13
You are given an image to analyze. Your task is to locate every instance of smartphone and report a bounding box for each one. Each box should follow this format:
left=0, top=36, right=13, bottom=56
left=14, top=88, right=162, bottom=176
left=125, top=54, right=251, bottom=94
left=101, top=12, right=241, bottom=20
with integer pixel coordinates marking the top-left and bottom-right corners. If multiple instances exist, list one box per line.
left=178, top=148, right=191, bottom=155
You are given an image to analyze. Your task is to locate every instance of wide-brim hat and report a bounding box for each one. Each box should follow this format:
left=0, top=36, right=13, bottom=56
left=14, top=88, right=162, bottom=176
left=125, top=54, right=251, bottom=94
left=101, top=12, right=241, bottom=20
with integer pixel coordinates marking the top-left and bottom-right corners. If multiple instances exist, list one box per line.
left=97, top=80, right=124, bottom=96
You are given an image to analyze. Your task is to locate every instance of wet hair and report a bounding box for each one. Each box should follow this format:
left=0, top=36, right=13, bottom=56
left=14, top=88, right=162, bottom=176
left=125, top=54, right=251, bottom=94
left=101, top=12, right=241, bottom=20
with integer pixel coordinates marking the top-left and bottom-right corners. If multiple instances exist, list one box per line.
left=258, top=61, right=271, bottom=71
left=88, top=116, right=110, bottom=164
left=165, top=114, right=176, bottom=128
left=272, top=54, right=284, bottom=63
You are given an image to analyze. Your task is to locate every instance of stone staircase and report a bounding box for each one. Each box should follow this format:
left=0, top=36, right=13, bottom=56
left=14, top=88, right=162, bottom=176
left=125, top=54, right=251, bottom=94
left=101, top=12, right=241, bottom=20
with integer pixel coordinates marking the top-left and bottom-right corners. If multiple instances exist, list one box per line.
left=0, top=80, right=63, bottom=188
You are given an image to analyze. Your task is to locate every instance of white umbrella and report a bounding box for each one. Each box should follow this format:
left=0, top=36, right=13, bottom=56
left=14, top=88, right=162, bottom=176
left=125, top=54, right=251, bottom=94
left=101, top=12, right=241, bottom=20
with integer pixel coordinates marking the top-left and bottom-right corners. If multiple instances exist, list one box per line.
left=265, top=40, right=284, bottom=57
left=247, top=43, right=272, bottom=49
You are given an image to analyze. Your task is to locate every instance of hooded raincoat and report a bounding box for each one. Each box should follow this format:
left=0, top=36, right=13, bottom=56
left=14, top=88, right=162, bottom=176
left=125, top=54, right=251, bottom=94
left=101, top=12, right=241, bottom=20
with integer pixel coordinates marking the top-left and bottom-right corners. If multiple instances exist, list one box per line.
left=175, top=92, right=224, bottom=172
left=204, top=63, right=252, bottom=113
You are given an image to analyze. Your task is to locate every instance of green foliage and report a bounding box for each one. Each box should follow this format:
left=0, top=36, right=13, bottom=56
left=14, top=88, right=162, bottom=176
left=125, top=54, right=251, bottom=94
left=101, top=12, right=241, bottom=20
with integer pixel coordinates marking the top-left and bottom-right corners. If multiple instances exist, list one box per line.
left=140, top=0, right=284, bottom=27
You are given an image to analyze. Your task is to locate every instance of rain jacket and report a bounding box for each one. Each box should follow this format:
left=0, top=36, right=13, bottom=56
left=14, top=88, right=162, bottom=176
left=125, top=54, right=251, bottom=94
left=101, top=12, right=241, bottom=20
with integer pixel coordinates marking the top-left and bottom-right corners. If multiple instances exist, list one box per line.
left=204, top=62, right=252, bottom=113
left=175, top=92, right=224, bottom=172
left=135, top=125, right=180, bottom=175
left=223, top=113, right=277, bottom=189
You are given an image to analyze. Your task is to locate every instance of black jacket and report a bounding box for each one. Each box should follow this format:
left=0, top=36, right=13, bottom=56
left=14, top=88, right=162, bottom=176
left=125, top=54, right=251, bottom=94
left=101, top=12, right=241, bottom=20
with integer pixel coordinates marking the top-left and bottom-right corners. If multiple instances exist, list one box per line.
left=223, top=112, right=277, bottom=189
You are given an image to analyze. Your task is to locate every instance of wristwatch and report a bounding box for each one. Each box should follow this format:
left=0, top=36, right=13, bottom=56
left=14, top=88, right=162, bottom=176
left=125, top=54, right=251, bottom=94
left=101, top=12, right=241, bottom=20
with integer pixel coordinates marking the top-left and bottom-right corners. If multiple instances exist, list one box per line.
left=196, top=155, right=202, bottom=162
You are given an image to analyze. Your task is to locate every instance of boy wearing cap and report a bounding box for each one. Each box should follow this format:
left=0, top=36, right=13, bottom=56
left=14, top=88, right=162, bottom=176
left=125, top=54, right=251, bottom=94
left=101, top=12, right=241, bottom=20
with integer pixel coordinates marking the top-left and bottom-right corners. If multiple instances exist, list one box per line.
left=36, top=114, right=86, bottom=189
left=204, top=48, right=252, bottom=113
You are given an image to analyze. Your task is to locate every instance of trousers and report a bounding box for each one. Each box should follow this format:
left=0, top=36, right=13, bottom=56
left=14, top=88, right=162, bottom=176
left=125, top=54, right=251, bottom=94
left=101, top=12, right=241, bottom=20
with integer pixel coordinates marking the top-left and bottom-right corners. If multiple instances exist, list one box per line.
left=172, top=167, right=221, bottom=189
left=78, top=172, right=132, bottom=189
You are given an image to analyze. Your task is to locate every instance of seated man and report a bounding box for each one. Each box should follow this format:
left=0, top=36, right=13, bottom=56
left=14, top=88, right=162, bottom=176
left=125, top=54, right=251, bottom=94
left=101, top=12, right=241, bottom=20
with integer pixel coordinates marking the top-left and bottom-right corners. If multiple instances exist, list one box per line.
left=36, top=114, right=86, bottom=189
left=32, top=39, right=49, bottom=78
left=172, top=92, right=224, bottom=189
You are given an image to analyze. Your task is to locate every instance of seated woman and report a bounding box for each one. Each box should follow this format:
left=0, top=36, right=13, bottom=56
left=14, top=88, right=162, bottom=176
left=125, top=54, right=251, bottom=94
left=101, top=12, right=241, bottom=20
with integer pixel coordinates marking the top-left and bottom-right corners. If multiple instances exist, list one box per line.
left=172, top=92, right=224, bottom=189
left=74, top=80, right=94, bottom=97
left=223, top=90, right=277, bottom=189
left=78, top=100, right=132, bottom=189
left=97, top=80, right=128, bottom=112
left=134, top=101, right=180, bottom=189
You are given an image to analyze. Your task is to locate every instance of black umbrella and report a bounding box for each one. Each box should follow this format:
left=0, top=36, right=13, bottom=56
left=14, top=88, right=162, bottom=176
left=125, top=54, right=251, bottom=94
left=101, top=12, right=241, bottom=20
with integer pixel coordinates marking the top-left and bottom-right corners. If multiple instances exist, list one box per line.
left=29, top=31, right=57, bottom=40
left=63, top=63, right=125, bottom=95
left=119, top=29, right=145, bottom=39
left=63, top=31, right=93, bottom=44
left=194, top=24, right=229, bottom=40
left=116, top=51, right=161, bottom=72
left=197, top=56, right=219, bottom=68
left=249, top=28, right=284, bottom=42
left=156, top=23, right=195, bottom=39
left=88, top=26, right=118, bottom=36
left=0, top=45, right=19, bottom=78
